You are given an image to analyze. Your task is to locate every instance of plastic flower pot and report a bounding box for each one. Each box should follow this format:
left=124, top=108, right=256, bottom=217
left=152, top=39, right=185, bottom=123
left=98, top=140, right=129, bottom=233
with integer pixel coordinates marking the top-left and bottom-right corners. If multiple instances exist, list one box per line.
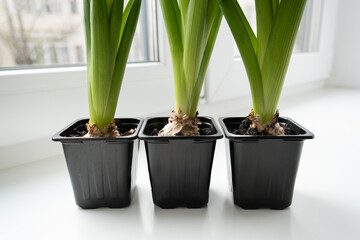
left=52, top=118, right=143, bottom=209
left=219, top=117, right=314, bottom=209
left=139, top=117, right=223, bottom=209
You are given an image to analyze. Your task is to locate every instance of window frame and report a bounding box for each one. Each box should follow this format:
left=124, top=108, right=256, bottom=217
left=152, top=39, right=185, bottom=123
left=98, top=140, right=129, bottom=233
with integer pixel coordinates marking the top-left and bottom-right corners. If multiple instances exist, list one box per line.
left=0, top=0, right=173, bottom=96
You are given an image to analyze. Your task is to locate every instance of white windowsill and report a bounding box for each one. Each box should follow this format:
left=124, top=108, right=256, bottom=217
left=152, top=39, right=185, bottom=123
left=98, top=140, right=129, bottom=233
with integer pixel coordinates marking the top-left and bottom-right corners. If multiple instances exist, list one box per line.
left=1, top=87, right=359, bottom=239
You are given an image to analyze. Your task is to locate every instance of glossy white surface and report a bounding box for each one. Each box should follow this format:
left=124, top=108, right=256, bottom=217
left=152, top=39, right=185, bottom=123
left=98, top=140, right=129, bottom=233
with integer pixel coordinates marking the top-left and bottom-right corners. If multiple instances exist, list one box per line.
left=1, top=88, right=359, bottom=240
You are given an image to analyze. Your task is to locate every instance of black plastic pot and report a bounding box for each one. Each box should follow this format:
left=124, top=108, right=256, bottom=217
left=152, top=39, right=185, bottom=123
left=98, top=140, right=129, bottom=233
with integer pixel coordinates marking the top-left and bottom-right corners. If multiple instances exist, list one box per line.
left=139, top=117, right=223, bottom=209
left=219, top=117, right=314, bottom=209
left=52, top=118, right=143, bottom=209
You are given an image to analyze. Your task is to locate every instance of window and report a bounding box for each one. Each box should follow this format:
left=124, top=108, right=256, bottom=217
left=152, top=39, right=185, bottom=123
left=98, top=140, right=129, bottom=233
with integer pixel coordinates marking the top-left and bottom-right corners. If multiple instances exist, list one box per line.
left=128, top=0, right=158, bottom=63
left=33, top=43, right=45, bottom=64
left=48, top=44, right=57, bottom=64
left=28, top=42, right=45, bottom=64
left=70, top=0, right=78, bottom=14
left=75, top=45, right=84, bottom=63
left=57, top=44, right=70, bottom=64
left=234, top=0, right=323, bottom=56
left=0, top=0, right=158, bottom=69
left=294, top=0, right=323, bottom=53
left=43, top=0, right=62, bottom=14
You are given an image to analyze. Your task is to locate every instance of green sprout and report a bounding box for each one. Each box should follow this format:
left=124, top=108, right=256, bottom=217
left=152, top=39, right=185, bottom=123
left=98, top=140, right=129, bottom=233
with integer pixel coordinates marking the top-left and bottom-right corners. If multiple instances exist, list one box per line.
left=159, top=0, right=223, bottom=136
left=84, top=0, right=141, bottom=135
left=220, top=0, right=307, bottom=128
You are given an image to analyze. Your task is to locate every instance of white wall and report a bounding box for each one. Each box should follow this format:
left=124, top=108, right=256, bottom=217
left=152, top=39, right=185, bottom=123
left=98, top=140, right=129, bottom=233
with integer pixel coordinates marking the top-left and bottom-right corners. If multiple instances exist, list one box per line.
left=329, top=0, right=360, bottom=87
left=0, top=67, right=175, bottom=169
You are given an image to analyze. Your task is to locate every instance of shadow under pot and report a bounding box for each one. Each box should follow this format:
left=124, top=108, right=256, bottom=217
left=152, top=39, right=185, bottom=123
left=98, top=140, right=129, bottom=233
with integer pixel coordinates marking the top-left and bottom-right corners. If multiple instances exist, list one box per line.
left=139, top=117, right=223, bottom=209
left=219, top=117, right=314, bottom=210
left=52, top=118, right=143, bottom=209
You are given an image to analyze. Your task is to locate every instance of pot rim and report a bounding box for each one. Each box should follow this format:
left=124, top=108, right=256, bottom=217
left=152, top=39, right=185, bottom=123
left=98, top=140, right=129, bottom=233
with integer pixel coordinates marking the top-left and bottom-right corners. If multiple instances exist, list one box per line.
left=52, top=118, right=144, bottom=142
left=219, top=116, right=314, bottom=140
left=139, top=116, right=223, bottom=140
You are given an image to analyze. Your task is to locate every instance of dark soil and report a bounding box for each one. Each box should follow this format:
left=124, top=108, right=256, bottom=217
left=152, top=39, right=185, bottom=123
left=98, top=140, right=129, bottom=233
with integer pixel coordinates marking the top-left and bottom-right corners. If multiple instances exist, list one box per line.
left=230, top=118, right=301, bottom=136
left=150, top=128, right=160, bottom=136
left=69, top=124, right=87, bottom=137
left=150, top=126, right=216, bottom=136
left=67, top=120, right=135, bottom=137
left=199, top=127, right=216, bottom=135
left=282, top=122, right=301, bottom=135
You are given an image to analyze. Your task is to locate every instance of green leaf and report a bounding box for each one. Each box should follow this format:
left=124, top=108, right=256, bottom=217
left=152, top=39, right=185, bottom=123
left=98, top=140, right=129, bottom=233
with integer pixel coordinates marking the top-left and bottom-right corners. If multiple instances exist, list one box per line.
left=179, top=0, right=189, bottom=33
left=84, top=0, right=91, bottom=66
left=261, top=0, right=307, bottom=123
left=183, top=0, right=207, bottom=104
left=255, top=0, right=273, bottom=68
left=229, top=0, right=257, bottom=55
left=86, top=0, right=141, bottom=131
left=109, top=0, right=124, bottom=66
left=220, top=0, right=307, bottom=125
left=189, top=9, right=223, bottom=117
left=158, top=0, right=184, bottom=58
left=206, top=0, right=222, bottom=36
left=119, top=0, right=134, bottom=43
left=159, top=0, right=187, bottom=113
left=106, top=0, right=113, bottom=16
left=161, top=0, right=222, bottom=117
left=220, top=0, right=265, bottom=116
left=104, top=0, right=142, bottom=124
left=83, top=0, right=94, bottom=123
left=272, top=0, right=279, bottom=16
left=90, top=0, right=112, bottom=130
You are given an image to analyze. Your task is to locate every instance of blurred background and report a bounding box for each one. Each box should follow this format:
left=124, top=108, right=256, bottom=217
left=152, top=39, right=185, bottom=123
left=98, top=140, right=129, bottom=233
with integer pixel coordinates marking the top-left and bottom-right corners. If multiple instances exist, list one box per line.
left=0, top=0, right=359, bottom=168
